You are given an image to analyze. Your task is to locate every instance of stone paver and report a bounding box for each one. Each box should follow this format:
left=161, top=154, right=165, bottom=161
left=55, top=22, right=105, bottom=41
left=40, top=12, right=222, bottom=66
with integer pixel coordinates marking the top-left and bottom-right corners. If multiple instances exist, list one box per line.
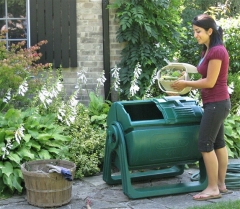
left=0, top=159, right=240, bottom=209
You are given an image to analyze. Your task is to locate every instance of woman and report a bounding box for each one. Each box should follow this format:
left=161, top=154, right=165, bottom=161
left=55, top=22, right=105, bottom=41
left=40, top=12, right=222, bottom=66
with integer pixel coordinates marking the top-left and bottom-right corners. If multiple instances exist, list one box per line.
left=171, top=14, right=231, bottom=201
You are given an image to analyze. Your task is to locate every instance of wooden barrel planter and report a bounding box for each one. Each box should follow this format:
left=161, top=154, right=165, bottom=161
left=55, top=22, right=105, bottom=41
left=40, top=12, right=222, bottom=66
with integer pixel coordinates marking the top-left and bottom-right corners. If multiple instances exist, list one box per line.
left=21, top=159, right=76, bottom=207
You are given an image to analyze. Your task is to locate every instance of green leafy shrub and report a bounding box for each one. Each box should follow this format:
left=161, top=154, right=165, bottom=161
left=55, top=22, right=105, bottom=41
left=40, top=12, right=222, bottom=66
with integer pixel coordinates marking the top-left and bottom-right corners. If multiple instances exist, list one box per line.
left=224, top=114, right=240, bottom=158
left=66, top=71, right=110, bottom=179
left=66, top=104, right=106, bottom=179
left=177, top=24, right=201, bottom=66
left=88, top=92, right=111, bottom=129
left=218, top=15, right=240, bottom=74
left=179, top=15, right=240, bottom=75
left=181, top=0, right=240, bottom=25
left=108, top=0, right=183, bottom=99
left=0, top=39, right=48, bottom=110
left=228, top=72, right=240, bottom=114
left=0, top=40, right=78, bottom=198
left=0, top=108, right=70, bottom=196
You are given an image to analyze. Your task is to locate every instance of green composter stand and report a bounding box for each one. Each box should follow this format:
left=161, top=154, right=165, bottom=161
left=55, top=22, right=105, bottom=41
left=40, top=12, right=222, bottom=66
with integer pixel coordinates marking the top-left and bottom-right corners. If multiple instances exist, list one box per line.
left=103, top=96, right=208, bottom=199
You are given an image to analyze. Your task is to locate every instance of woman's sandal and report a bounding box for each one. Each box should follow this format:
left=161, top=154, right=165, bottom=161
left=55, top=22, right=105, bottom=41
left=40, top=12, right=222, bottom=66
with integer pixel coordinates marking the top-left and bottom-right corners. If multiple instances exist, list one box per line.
left=193, top=193, right=222, bottom=201
left=219, top=189, right=233, bottom=194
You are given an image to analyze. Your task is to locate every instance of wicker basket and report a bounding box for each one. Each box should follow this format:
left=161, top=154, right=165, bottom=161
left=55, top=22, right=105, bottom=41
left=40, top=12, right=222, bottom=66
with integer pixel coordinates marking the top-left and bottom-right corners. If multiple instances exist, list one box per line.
left=21, top=159, right=76, bottom=208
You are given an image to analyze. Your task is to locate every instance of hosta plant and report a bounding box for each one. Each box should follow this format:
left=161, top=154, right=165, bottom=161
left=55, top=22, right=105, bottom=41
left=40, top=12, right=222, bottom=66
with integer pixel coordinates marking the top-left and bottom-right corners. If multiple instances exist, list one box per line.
left=0, top=108, right=71, bottom=197
left=224, top=114, right=240, bottom=158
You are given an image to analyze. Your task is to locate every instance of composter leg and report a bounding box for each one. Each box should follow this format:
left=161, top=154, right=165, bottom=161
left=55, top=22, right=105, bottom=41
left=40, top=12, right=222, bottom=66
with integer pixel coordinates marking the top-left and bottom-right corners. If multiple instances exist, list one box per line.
left=103, top=125, right=122, bottom=185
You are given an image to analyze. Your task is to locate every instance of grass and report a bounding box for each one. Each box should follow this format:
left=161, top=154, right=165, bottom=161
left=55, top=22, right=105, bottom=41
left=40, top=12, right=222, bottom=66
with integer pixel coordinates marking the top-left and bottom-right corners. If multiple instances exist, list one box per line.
left=187, top=200, right=240, bottom=209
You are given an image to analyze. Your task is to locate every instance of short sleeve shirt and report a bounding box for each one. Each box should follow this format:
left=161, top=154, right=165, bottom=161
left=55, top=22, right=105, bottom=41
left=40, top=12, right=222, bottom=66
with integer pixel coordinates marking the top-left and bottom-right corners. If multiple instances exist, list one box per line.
left=197, top=45, right=229, bottom=104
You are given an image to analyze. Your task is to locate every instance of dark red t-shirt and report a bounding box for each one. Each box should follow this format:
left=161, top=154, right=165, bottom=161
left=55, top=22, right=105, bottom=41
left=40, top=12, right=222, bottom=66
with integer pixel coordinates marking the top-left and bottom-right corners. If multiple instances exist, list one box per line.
left=197, top=45, right=230, bottom=104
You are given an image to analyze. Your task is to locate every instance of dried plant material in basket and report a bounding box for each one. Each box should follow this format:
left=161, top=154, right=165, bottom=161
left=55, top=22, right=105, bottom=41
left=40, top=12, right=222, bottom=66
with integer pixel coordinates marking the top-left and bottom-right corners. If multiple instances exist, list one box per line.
left=157, top=63, right=197, bottom=95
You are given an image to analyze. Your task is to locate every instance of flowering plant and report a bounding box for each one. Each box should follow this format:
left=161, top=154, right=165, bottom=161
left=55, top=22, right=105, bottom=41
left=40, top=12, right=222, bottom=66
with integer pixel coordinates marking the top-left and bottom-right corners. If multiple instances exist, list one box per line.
left=0, top=41, right=76, bottom=198
left=0, top=37, right=113, bottom=196
left=0, top=38, right=48, bottom=111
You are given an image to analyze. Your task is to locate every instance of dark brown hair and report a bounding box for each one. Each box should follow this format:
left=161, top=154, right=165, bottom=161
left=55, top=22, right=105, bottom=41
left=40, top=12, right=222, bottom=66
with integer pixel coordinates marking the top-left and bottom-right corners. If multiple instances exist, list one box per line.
left=192, top=14, right=223, bottom=50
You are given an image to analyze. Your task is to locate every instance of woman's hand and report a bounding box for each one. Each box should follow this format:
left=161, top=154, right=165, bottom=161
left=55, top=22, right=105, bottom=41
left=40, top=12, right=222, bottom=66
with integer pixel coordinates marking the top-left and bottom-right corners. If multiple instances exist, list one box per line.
left=171, top=80, right=187, bottom=91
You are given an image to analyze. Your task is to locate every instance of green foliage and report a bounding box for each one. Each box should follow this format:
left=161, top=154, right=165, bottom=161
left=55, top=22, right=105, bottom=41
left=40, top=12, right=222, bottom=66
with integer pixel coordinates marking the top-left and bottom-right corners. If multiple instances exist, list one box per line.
left=88, top=92, right=111, bottom=129
left=218, top=15, right=240, bottom=73
left=0, top=39, right=76, bottom=198
left=1, top=0, right=240, bottom=200
left=66, top=104, right=106, bottom=179
left=224, top=114, right=240, bottom=158
left=179, top=4, right=240, bottom=73
left=0, top=37, right=108, bottom=197
left=177, top=24, right=202, bottom=66
left=145, top=74, right=162, bottom=98
left=0, top=108, right=70, bottom=196
left=0, top=39, right=48, bottom=110
left=109, top=0, right=183, bottom=99
left=180, top=0, right=212, bottom=25
left=205, top=0, right=240, bottom=19
left=181, top=0, right=240, bottom=25
left=228, top=72, right=240, bottom=114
